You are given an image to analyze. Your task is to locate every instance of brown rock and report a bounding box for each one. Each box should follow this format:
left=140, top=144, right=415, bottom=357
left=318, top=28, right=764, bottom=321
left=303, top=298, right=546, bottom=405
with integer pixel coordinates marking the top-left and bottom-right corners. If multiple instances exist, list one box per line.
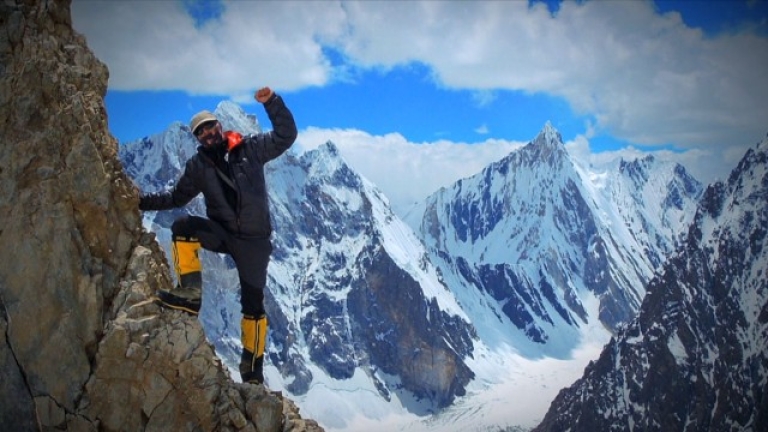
left=0, top=1, right=323, bottom=431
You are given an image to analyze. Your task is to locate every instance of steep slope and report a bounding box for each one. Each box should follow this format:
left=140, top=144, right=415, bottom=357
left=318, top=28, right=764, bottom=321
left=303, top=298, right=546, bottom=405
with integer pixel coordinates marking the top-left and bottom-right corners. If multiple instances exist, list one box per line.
left=0, top=2, right=319, bottom=431
left=406, top=123, right=702, bottom=357
left=595, top=154, right=703, bottom=269
left=268, top=142, right=476, bottom=408
left=534, top=135, right=768, bottom=431
left=120, top=107, right=477, bottom=423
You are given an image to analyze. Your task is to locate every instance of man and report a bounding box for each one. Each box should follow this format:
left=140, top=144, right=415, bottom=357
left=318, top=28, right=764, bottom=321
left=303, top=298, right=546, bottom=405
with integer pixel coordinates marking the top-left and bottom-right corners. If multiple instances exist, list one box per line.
left=138, top=86, right=297, bottom=385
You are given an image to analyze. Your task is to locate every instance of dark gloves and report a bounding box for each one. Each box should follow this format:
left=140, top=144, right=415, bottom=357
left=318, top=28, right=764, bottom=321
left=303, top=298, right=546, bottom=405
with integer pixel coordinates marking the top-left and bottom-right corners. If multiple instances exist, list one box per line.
left=138, top=192, right=173, bottom=211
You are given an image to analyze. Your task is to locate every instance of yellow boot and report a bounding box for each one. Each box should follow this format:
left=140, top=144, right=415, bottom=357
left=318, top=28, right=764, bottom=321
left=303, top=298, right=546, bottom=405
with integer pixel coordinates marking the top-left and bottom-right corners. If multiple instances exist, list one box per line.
left=240, top=314, right=267, bottom=384
left=156, top=235, right=202, bottom=314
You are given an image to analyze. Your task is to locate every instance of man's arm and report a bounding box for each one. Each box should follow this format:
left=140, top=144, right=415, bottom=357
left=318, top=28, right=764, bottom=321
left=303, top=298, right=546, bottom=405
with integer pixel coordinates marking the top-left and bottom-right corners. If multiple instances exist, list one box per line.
left=138, top=164, right=200, bottom=211
left=250, top=87, right=298, bottom=163
left=138, top=191, right=175, bottom=211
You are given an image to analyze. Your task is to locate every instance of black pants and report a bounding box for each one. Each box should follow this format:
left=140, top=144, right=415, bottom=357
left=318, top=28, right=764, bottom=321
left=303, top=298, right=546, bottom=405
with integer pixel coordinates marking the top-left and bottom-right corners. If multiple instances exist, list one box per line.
left=171, top=215, right=272, bottom=317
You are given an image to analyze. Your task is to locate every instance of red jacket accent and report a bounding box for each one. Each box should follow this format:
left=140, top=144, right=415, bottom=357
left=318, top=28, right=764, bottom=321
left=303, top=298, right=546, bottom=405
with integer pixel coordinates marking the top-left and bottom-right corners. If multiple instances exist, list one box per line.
left=225, top=131, right=243, bottom=152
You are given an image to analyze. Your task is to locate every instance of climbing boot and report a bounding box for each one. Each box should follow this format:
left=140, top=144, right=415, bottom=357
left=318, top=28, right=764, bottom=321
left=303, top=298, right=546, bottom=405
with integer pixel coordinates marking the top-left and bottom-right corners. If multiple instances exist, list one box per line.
left=240, top=314, right=267, bottom=384
left=156, top=235, right=202, bottom=314
left=156, top=285, right=202, bottom=315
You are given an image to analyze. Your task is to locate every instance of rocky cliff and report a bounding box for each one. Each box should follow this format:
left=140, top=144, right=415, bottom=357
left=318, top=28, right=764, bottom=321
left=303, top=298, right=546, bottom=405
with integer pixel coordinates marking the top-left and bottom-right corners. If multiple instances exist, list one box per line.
left=0, top=1, right=321, bottom=431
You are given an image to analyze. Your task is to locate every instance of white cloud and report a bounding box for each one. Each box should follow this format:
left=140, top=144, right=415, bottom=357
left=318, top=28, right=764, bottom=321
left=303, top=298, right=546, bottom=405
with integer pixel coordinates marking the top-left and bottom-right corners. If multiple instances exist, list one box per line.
left=471, top=90, right=497, bottom=107
left=71, top=1, right=347, bottom=97
left=72, top=0, right=768, bottom=151
left=294, top=127, right=523, bottom=214
left=333, top=1, right=767, bottom=149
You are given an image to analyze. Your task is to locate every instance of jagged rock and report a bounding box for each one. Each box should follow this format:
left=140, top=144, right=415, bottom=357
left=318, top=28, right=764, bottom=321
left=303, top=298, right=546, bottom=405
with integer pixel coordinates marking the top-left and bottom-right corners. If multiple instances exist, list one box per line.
left=0, top=1, right=322, bottom=431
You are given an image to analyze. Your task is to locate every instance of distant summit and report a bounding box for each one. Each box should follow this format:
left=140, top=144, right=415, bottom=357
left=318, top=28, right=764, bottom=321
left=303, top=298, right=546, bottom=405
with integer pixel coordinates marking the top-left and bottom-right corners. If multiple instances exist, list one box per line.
left=213, top=100, right=262, bottom=135
left=408, top=122, right=703, bottom=358
left=536, top=121, right=564, bottom=147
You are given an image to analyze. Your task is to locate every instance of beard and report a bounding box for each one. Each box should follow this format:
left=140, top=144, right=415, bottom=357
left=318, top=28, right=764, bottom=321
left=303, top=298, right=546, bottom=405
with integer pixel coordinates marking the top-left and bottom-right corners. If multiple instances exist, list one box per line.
left=199, top=128, right=225, bottom=149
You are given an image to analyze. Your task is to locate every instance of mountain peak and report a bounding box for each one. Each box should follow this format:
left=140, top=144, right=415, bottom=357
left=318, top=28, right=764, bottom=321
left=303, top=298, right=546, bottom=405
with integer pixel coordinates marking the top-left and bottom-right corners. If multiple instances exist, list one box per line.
left=319, top=140, right=340, bottom=156
left=759, top=133, right=768, bottom=151
left=307, top=140, right=343, bottom=165
left=213, top=101, right=261, bottom=135
left=512, top=121, right=569, bottom=169
left=300, top=140, right=359, bottom=188
left=534, top=121, right=563, bottom=147
left=216, top=100, right=242, bottom=115
left=534, top=141, right=768, bottom=432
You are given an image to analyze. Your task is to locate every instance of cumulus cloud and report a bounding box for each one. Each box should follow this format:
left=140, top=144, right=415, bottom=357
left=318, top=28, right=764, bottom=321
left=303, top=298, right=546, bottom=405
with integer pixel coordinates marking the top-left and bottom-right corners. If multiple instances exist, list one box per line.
left=71, top=1, right=347, bottom=98
left=334, top=1, right=767, bottom=149
left=72, top=0, right=766, bottom=180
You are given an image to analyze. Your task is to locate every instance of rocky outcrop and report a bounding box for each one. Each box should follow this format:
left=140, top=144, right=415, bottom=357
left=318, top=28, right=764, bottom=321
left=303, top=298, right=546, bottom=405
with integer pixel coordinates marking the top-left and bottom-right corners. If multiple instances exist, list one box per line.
left=345, top=246, right=475, bottom=407
left=0, top=1, right=321, bottom=431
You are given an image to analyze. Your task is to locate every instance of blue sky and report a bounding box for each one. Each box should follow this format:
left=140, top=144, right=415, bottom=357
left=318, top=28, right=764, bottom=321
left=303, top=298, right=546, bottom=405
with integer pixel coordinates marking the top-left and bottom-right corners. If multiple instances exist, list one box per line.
left=71, top=0, right=768, bottom=212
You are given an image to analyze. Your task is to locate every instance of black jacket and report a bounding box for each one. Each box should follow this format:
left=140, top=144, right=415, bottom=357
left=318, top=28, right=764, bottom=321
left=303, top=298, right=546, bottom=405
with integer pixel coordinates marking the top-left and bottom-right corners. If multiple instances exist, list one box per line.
left=139, top=94, right=297, bottom=238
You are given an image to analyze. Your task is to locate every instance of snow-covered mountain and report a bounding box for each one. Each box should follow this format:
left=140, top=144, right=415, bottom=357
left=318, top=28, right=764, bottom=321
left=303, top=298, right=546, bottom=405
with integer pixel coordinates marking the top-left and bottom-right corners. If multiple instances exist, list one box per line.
left=404, top=123, right=703, bottom=358
left=120, top=101, right=477, bottom=429
left=265, top=140, right=478, bottom=407
left=120, top=103, right=704, bottom=431
left=533, top=135, right=768, bottom=432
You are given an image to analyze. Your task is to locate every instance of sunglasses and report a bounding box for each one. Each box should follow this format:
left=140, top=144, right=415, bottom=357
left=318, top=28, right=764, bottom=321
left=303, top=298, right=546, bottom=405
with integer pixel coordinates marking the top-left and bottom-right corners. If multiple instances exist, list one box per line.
left=194, top=120, right=218, bottom=137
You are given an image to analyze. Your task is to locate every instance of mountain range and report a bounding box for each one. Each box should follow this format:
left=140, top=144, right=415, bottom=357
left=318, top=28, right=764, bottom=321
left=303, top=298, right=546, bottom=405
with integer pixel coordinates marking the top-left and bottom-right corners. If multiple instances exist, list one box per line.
left=118, top=100, right=729, bottom=431
left=534, top=135, right=768, bottom=431
left=4, top=1, right=762, bottom=427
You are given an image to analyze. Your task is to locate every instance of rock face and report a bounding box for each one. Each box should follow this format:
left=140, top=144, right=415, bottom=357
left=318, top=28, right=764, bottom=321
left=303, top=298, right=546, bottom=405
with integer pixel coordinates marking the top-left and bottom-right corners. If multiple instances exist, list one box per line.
left=0, top=1, right=321, bottom=431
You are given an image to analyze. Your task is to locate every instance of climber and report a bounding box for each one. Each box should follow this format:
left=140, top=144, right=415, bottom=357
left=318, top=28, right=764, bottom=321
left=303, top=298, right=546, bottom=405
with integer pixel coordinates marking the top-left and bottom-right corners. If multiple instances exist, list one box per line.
left=137, top=86, right=297, bottom=385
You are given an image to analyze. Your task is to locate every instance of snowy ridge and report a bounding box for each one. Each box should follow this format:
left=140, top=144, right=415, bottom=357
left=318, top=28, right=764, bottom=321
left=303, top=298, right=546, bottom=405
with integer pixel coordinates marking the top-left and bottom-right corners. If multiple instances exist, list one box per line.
left=119, top=124, right=197, bottom=189
left=363, top=171, right=468, bottom=321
